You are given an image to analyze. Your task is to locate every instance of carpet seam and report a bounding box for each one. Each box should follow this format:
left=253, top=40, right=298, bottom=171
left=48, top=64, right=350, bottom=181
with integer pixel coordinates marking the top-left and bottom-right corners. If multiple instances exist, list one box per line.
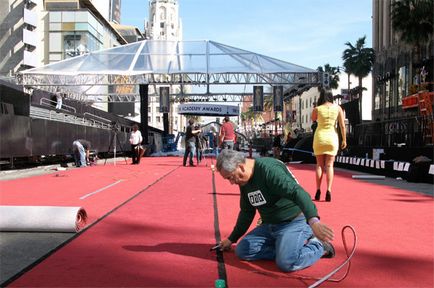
left=212, top=170, right=228, bottom=287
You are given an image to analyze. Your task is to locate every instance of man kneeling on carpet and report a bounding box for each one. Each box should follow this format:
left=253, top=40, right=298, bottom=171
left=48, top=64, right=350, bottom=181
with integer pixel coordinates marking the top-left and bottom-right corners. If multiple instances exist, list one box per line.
left=215, top=149, right=335, bottom=272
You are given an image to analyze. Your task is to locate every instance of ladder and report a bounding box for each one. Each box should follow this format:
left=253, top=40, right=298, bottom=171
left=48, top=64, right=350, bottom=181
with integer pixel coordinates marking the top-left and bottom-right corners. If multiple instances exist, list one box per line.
left=418, top=91, right=434, bottom=144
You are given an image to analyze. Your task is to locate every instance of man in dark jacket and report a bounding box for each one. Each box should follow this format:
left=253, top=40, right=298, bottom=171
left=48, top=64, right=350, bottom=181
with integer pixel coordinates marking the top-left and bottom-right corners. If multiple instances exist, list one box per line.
left=183, top=119, right=201, bottom=166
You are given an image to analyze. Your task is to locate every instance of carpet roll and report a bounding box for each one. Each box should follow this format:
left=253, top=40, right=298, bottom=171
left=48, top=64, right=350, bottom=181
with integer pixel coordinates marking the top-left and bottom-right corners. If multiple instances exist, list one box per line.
left=0, top=206, right=87, bottom=232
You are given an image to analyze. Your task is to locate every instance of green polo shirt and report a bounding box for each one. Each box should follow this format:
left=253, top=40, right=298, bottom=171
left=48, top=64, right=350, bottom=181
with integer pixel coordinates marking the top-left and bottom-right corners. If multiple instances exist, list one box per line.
left=228, top=157, right=318, bottom=243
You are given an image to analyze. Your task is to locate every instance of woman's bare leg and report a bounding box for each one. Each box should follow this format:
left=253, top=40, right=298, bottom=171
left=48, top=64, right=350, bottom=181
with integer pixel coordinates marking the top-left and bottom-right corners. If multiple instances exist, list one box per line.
left=325, top=155, right=336, bottom=192
left=315, top=155, right=325, bottom=190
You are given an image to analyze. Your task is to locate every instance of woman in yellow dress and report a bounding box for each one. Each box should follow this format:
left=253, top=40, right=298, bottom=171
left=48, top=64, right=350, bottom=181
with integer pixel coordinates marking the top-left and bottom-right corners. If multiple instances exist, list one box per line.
left=311, top=90, right=347, bottom=202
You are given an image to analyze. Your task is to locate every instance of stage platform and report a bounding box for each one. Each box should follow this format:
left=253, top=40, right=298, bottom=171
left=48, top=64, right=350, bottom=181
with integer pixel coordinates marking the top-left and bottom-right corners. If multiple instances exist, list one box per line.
left=0, top=156, right=433, bottom=287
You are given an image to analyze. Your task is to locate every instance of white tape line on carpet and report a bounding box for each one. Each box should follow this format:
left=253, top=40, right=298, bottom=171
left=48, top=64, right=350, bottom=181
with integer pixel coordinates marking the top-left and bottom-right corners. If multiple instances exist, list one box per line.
left=80, top=179, right=123, bottom=200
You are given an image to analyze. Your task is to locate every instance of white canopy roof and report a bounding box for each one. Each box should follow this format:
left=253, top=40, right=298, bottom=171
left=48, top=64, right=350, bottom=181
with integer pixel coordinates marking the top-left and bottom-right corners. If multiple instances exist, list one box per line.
left=19, top=40, right=319, bottom=101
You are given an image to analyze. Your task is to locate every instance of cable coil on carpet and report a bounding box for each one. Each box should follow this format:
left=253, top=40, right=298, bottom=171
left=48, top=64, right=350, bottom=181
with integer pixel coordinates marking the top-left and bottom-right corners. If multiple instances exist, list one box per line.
left=306, top=225, right=357, bottom=288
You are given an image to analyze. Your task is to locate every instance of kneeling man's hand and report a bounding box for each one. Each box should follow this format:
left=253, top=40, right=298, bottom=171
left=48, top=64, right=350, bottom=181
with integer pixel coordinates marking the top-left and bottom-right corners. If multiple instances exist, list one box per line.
left=311, top=222, right=334, bottom=243
left=219, top=239, right=233, bottom=251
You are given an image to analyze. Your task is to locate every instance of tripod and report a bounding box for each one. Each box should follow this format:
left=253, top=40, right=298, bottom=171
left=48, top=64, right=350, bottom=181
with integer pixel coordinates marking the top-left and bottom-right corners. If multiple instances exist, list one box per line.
left=104, top=129, right=128, bottom=166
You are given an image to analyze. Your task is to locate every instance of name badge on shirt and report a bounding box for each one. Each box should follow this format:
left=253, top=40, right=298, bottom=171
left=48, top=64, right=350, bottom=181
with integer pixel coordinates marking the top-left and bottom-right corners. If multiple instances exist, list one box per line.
left=247, top=190, right=267, bottom=206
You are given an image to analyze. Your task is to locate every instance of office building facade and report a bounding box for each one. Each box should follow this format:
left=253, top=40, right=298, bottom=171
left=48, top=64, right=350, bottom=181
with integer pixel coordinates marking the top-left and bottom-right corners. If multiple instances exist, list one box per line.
left=372, top=0, right=433, bottom=121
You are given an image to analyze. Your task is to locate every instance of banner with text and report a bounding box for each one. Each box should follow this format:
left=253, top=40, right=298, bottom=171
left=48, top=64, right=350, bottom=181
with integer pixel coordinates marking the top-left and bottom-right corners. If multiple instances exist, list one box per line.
left=253, top=86, right=264, bottom=112
left=177, top=103, right=239, bottom=116
left=159, top=87, right=170, bottom=113
left=273, top=86, right=283, bottom=112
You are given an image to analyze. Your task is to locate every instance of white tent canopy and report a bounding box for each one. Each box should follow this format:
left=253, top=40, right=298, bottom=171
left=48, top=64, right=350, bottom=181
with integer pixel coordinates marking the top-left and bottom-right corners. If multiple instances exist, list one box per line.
left=19, top=40, right=320, bottom=101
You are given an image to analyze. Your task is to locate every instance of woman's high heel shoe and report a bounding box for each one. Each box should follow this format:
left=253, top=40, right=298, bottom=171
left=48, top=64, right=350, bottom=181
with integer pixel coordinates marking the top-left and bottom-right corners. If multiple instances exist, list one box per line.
left=314, top=189, right=321, bottom=201
left=325, top=190, right=331, bottom=202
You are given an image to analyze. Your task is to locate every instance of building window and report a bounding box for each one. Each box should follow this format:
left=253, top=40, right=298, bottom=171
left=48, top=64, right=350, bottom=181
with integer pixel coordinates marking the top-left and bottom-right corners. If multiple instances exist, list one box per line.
left=398, top=66, right=407, bottom=105
left=156, top=116, right=161, bottom=123
left=160, top=22, right=164, bottom=28
left=148, top=116, right=151, bottom=122
left=63, top=32, right=94, bottom=58
left=374, top=87, right=380, bottom=110
left=160, top=7, right=166, bottom=20
left=155, top=106, right=159, bottom=112
left=385, top=80, right=390, bottom=108
left=148, top=107, right=151, bottom=112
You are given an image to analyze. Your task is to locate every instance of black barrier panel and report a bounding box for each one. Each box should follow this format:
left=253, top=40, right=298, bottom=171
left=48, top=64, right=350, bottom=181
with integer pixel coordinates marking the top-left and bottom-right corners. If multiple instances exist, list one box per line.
left=0, top=83, right=29, bottom=116
left=140, top=84, right=149, bottom=144
left=108, top=102, right=135, bottom=117
left=27, top=119, right=131, bottom=157
left=56, top=121, right=76, bottom=154
left=292, top=135, right=315, bottom=163
left=0, top=115, right=31, bottom=157
left=30, top=118, right=48, bottom=156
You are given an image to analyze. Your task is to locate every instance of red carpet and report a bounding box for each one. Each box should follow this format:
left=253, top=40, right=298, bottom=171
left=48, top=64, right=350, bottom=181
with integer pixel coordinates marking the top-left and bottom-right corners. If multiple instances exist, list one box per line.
left=7, top=160, right=220, bottom=287
left=216, top=164, right=434, bottom=287
left=2, top=159, right=433, bottom=287
left=0, top=158, right=180, bottom=224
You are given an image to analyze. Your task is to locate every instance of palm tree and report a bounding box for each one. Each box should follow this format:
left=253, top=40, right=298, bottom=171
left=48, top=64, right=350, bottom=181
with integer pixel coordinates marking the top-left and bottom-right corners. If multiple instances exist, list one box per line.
left=391, top=0, right=433, bottom=64
left=241, top=106, right=263, bottom=134
left=264, top=94, right=274, bottom=112
left=264, top=92, right=283, bottom=134
left=317, top=64, right=340, bottom=90
left=342, top=36, right=376, bottom=122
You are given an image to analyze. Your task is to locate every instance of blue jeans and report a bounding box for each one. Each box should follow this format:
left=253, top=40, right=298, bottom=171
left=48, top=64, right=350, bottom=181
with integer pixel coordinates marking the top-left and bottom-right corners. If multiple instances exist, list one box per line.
left=222, top=140, right=234, bottom=150
left=235, top=215, right=324, bottom=272
left=183, top=141, right=196, bottom=166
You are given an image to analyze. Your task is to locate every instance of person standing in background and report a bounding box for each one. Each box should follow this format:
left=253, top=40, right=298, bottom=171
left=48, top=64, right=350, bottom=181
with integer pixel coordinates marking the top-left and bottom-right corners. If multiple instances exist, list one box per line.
left=272, top=134, right=282, bottom=159
left=219, top=116, right=236, bottom=150
left=311, top=90, right=347, bottom=202
left=183, top=119, right=201, bottom=167
left=129, top=124, right=143, bottom=164
left=55, top=93, right=63, bottom=110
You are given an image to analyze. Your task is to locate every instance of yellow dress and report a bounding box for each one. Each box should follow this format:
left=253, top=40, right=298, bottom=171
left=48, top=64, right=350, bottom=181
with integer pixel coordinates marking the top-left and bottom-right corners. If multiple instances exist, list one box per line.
left=313, top=105, right=339, bottom=156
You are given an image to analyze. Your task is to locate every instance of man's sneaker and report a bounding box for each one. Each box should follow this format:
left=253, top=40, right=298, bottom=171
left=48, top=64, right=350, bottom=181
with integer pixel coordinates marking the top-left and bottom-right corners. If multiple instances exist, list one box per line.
left=321, top=241, right=335, bottom=258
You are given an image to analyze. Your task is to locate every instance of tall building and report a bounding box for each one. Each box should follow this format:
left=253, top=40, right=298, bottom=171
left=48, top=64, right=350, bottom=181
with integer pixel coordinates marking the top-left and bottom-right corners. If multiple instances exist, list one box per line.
left=372, top=0, right=434, bottom=121
left=0, top=0, right=127, bottom=112
left=0, top=0, right=125, bottom=74
left=145, top=0, right=182, bottom=41
left=0, top=0, right=39, bottom=77
left=141, top=0, right=185, bottom=133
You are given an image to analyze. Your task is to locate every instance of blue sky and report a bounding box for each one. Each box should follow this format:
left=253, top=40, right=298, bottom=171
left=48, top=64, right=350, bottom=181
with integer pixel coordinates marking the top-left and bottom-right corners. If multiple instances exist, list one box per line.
left=121, top=0, right=373, bottom=70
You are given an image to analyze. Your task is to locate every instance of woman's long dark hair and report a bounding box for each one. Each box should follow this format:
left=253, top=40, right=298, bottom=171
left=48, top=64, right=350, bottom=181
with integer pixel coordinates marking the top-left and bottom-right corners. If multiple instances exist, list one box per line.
left=316, top=89, right=334, bottom=106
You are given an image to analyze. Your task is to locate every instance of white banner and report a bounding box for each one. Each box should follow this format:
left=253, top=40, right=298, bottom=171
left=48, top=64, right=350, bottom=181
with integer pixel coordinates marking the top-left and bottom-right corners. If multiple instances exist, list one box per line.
left=177, top=103, right=239, bottom=116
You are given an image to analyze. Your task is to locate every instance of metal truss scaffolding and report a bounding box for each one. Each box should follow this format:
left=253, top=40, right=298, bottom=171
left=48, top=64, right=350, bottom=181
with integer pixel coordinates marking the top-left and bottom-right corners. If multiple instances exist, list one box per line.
left=18, top=40, right=319, bottom=102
